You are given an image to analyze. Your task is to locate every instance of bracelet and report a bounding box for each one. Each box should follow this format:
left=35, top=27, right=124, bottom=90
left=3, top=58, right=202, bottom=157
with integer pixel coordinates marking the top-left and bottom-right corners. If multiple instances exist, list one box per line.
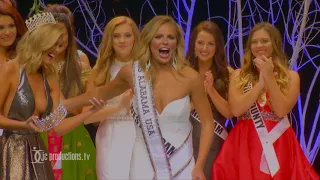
left=33, top=103, right=67, bottom=131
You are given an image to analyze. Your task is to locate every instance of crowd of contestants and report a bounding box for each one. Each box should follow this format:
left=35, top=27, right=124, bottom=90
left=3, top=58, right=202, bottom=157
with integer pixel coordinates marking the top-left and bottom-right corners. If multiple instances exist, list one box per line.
left=0, top=0, right=318, bottom=179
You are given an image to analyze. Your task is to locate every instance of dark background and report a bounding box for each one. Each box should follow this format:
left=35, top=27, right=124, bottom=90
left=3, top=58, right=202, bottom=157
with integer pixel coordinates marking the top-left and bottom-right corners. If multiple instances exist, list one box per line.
left=16, top=0, right=319, bottom=174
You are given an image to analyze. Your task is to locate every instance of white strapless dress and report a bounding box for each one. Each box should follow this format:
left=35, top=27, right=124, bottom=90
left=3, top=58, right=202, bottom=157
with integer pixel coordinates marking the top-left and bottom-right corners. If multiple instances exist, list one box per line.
left=95, top=60, right=136, bottom=180
left=130, top=96, right=195, bottom=179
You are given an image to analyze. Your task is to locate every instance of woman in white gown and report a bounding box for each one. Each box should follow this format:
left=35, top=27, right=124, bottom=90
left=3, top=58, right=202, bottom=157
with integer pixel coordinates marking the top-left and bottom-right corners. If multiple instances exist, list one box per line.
left=83, top=16, right=140, bottom=179
left=65, top=15, right=214, bottom=180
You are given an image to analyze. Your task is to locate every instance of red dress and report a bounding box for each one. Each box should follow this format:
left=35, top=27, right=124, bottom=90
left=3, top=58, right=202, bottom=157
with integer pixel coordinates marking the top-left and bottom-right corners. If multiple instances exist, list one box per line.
left=212, top=96, right=319, bottom=180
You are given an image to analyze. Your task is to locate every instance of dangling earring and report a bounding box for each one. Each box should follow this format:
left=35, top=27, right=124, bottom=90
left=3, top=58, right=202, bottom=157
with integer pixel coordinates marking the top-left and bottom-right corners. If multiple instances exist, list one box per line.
left=172, top=56, right=177, bottom=70
left=146, top=59, right=151, bottom=72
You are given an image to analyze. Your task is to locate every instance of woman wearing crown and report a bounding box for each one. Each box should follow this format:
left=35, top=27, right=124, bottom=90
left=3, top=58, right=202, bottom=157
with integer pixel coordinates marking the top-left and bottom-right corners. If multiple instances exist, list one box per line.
left=0, top=12, right=103, bottom=180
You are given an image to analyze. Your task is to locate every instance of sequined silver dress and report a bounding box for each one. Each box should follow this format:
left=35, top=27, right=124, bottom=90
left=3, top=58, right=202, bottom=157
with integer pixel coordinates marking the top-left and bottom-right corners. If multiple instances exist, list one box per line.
left=0, top=68, right=54, bottom=180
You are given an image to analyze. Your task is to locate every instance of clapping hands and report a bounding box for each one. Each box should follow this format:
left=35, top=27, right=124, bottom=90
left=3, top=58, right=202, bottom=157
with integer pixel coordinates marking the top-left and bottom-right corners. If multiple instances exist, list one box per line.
left=204, top=70, right=214, bottom=93
left=253, top=55, right=275, bottom=89
left=253, top=55, right=274, bottom=76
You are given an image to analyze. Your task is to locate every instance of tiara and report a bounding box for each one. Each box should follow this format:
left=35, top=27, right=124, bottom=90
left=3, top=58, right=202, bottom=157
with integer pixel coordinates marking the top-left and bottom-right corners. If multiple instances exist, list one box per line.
left=25, top=12, right=56, bottom=32
left=32, top=103, right=67, bottom=131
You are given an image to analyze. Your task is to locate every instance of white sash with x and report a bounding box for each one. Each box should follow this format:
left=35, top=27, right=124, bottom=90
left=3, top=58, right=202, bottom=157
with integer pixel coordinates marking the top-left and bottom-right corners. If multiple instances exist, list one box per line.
left=245, top=83, right=290, bottom=176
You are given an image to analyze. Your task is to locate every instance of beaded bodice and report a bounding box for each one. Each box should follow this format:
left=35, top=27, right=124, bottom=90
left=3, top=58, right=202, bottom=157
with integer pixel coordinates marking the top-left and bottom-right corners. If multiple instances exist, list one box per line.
left=238, top=92, right=282, bottom=121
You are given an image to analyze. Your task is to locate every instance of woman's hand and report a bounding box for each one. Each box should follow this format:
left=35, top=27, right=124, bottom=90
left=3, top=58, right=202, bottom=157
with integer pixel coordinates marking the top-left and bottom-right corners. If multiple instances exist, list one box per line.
left=254, top=56, right=274, bottom=77
left=192, top=167, right=206, bottom=180
left=204, top=70, right=214, bottom=93
left=88, top=97, right=106, bottom=111
left=27, top=116, right=44, bottom=132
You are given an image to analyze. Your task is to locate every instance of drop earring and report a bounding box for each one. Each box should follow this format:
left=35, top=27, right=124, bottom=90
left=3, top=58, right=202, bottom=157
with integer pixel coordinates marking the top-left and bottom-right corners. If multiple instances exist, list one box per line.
left=146, top=59, right=151, bottom=72
left=172, top=56, right=177, bottom=70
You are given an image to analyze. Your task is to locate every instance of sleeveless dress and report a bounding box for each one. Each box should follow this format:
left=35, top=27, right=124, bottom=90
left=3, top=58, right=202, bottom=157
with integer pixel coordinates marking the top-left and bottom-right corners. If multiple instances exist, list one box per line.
left=40, top=50, right=97, bottom=180
left=95, top=59, right=135, bottom=179
left=0, top=68, right=54, bottom=180
left=130, top=95, right=195, bottom=179
left=212, top=93, right=319, bottom=180
left=190, top=105, right=226, bottom=179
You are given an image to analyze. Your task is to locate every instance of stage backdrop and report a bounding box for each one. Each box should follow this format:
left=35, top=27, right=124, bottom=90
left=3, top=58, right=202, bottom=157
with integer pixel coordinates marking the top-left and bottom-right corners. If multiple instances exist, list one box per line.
left=17, top=0, right=320, bottom=173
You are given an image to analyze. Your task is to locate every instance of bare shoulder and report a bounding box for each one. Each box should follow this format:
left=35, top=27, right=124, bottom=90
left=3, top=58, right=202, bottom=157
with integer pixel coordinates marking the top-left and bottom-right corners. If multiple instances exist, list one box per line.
left=288, top=70, right=300, bottom=81
left=288, top=70, right=300, bottom=89
left=181, top=66, right=199, bottom=79
left=181, top=66, right=201, bottom=89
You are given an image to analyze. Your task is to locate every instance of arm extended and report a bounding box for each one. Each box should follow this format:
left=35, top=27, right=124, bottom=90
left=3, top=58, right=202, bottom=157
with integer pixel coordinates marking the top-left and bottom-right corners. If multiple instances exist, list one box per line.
left=63, top=64, right=131, bottom=110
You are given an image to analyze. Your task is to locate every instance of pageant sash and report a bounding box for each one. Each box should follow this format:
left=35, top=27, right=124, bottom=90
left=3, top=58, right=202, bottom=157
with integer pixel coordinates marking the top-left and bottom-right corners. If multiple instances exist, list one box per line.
left=132, top=62, right=172, bottom=179
left=244, top=83, right=290, bottom=176
left=190, top=109, right=228, bottom=140
left=131, top=104, right=193, bottom=177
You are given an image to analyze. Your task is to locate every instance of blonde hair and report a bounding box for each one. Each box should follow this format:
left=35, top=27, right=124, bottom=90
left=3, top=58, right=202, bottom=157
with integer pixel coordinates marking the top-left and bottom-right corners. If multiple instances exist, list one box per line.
left=17, top=23, right=63, bottom=73
left=94, top=16, right=140, bottom=86
left=238, top=22, right=290, bottom=92
left=138, top=15, right=188, bottom=81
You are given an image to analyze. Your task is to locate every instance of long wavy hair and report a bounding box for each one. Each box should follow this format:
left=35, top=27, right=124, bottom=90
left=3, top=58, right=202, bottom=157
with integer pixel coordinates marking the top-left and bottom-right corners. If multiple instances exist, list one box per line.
left=0, top=1, right=26, bottom=58
left=138, top=15, right=188, bottom=81
left=93, top=16, right=140, bottom=86
left=238, top=22, right=290, bottom=92
left=17, top=23, right=62, bottom=73
left=45, top=5, right=84, bottom=98
left=186, top=21, right=229, bottom=99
